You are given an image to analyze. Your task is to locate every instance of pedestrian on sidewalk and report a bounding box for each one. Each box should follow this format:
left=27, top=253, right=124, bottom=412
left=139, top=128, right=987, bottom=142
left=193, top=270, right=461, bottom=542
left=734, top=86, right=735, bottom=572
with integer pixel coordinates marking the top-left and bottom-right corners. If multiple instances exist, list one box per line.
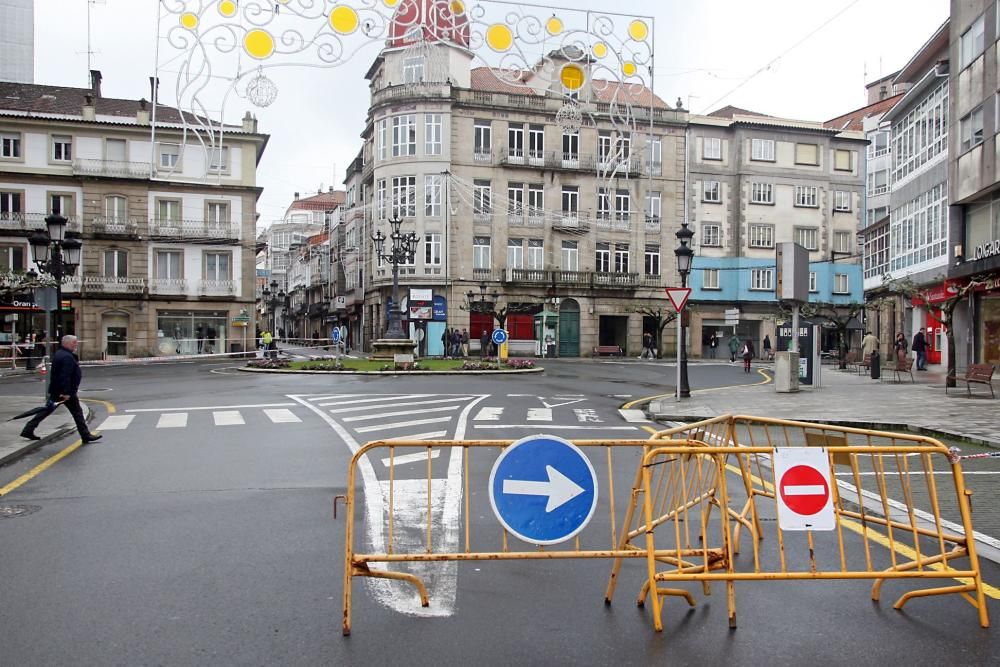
left=641, top=332, right=654, bottom=359
left=20, top=335, right=101, bottom=443
left=461, top=329, right=470, bottom=357
left=763, top=335, right=772, bottom=361
left=708, top=333, right=718, bottom=359
left=480, top=330, right=489, bottom=358
left=728, top=334, right=740, bottom=363
left=912, top=328, right=927, bottom=370
left=741, top=338, right=755, bottom=373
left=261, top=330, right=274, bottom=358
left=451, top=328, right=462, bottom=357
left=862, top=330, right=879, bottom=359
left=894, top=332, right=908, bottom=362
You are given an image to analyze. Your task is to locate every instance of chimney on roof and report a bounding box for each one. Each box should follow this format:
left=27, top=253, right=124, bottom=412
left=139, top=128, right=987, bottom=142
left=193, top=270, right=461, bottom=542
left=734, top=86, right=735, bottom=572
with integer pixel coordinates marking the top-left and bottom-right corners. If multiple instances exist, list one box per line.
left=137, top=98, right=150, bottom=125
left=242, top=110, right=258, bottom=133
left=294, top=192, right=300, bottom=200
left=149, top=76, right=160, bottom=105
left=879, top=84, right=888, bottom=101
left=82, top=94, right=96, bottom=121
left=90, top=70, right=102, bottom=98
left=329, top=186, right=334, bottom=193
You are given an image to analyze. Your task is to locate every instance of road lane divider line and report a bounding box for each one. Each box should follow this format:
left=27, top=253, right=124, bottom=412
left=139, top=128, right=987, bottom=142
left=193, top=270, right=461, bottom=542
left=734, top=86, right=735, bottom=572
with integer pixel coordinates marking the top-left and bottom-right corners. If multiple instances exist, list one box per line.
left=381, top=449, right=441, bottom=467
left=622, top=369, right=773, bottom=410
left=342, top=405, right=460, bottom=423
left=327, top=396, right=476, bottom=414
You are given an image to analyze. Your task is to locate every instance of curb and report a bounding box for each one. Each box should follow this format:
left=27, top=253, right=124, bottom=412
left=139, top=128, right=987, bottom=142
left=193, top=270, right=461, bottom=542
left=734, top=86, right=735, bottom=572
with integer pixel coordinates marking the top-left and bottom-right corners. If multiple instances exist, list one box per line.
left=0, top=404, right=95, bottom=467
left=237, top=366, right=544, bottom=376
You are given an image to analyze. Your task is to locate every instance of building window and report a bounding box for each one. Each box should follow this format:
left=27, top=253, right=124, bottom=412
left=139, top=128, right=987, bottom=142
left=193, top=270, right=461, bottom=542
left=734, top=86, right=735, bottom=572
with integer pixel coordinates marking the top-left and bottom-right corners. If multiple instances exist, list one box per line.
left=561, top=186, right=579, bottom=216
left=749, top=224, right=774, bottom=248
left=750, top=268, right=773, bottom=291
left=960, top=106, right=984, bottom=152
left=702, top=180, right=721, bottom=203
left=794, top=186, right=819, bottom=207
left=376, top=179, right=387, bottom=220
left=205, top=252, right=232, bottom=280
left=473, top=237, right=491, bottom=269
left=648, top=137, right=662, bottom=175
left=794, top=227, right=819, bottom=251
left=473, top=180, right=492, bottom=219
left=402, top=56, right=424, bottom=83
left=424, top=175, right=442, bottom=217
left=808, top=271, right=817, bottom=292
left=0, top=244, right=25, bottom=272
left=889, top=183, right=948, bottom=272
left=561, top=240, right=579, bottom=271
left=702, top=224, right=721, bottom=247
left=833, top=231, right=852, bottom=254
left=795, top=143, right=819, bottom=165
left=100, top=249, right=126, bottom=278
left=0, top=133, right=22, bottom=159
left=376, top=119, right=387, bottom=160
left=208, top=147, right=229, bottom=173
left=867, top=130, right=889, bottom=157
left=158, top=143, right=180, bottom=169
left=528, top=125, right=544, bottom=160
left=703, top=268, right=720, bottom=290
left=527, top=239, right=543, bottom=269
left=644, top=244, right=660, bottom=276
left=508, top=123, right=524, bottom=158
left=1, top=191, right=23, bottom=219
left=598, top=131, right=612, bottom=164
left=867, top=205, right=889, bottom=227
left=891, top=78, right=947, bottom=184
left=562, top=129, right=580, bottom=162
left=507, top=238, right=524, bottom=269
left=614, top=243, right=630, bottom=273
left=615, top=191, right=631, bottom=221
left=392, top=114, right=417, bottom=157
left=425, top=114, right=442, bottom=155
left=703, top=137, right=721, bottom=160
left=751, top=138, right=775, bottom=161
left=50, top=193, right=73, bottom=216
left=52, top=135, right=72, bottom=162
left=391, top=176, right=416, bottom=218
left=833, top=273, right=849, bottom=294
left=750, top=182, right=773, bottom=204
left=508, top=183, right=524, bottom=218
left=597, top=188, right=611, bottom=220
left=834, top=149, right=852, bottom=171
left=960, top=14, right=985, bottom=69
left=646, top=191, right=661, bottom=222
left=595, top=242, right=611, bottom=273
left=528, top=184, right=544, bottom=218
left=155, top=250, right=183, bottom=279
left=474, top=120, right=492, bottom=160
left=834, top=190, right=851, bottom=212
left=425, top=233, right=442, bottom=265
left=615, top=134, right=631, bottom=160
left=868, top=169, right=889, bottom=196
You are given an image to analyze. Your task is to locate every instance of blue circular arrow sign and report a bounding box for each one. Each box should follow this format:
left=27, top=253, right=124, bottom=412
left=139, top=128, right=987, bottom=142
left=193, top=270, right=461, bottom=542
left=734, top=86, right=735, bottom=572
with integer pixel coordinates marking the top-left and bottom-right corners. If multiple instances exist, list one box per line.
left=331, top=328, right=341, bottom=343
left=491, top=328, right=508, bottom=346
left=489, top=434, right=598, bottom=545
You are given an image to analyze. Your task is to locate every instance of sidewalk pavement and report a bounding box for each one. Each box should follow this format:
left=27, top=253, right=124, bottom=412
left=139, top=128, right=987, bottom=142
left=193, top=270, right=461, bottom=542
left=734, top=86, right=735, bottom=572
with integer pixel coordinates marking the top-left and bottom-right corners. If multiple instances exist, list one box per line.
left=0, top=395, right=93, bottom=466
left=650, top=362, right=1000, bottom=447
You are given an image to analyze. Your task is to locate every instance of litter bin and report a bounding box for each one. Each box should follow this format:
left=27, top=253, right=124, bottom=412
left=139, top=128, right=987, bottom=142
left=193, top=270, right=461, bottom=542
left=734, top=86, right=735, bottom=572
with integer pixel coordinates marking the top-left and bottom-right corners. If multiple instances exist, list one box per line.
left=870, top=350, right=880, bottom=380
left=546, top=343, right=557, bottom=358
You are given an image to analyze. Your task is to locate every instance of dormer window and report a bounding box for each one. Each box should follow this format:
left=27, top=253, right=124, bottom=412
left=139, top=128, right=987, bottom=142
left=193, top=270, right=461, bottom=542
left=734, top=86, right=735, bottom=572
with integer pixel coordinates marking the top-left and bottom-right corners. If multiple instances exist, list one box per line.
left=403, top=57, right=424, bottom=84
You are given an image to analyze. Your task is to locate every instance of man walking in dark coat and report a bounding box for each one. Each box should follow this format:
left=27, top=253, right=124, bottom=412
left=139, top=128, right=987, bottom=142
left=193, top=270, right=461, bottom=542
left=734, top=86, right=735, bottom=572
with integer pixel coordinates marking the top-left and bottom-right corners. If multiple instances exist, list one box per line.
left=912, top=328, right=928, bottom=371
left=21, top=335, right=102, bottom=442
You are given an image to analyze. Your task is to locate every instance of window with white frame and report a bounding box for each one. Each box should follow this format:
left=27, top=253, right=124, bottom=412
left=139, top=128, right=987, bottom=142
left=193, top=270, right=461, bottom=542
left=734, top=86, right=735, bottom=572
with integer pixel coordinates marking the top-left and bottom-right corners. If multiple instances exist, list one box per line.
left=648, top=137, right=662, bottom=175
left=561, top=186, right=579, bottom=216
left=616, top=134, right=631, bottom=160
left=158, top=143, right=180, bottom=168
left=889, top=182, right=948, bottom=272
left=598, top=131, right=612, bottom=163
left=425, top=233, right=442, bottom=265
left=105, top=195, right=126, bottom=221
left=595, top=243, right=611, bottom=273
left=751, top=138, right=775, bottom=161
left=794, top=185, right=819, bottom=207
left=597, top=188, right=611, bottom=220
left=562, top=240, right=578, bottom=271
left=424, top=175, right=442, bottom=217
left=52, top=135, right=72, bottom=162
left=644, top=244, right=660, bottom=275
left=703, top=268, right=720, bottom=289
left=703, top=180, right=721, bottom=203
left=527, top=239, right=543, bottom=269
left=750, top=268, right=773, bottom=290
left=376, top=119, right=387, bottom=160
left=833, top=273, right=849, bottom=294
left=391, top=176, right=416, bottom=217
left=205, top=251, right=232, bottom=280
left=425, top=114, right=442, bottom=155
left=646, top=191, right=661, bottom=221
left=49, top=193, right=73, bottom=216
left=0, top=244, right=25, bottom=272
left=960, top=106, right=984, bottom=152
left=376, top=179, right=387, bottom=220
left=105, top=138, right=126, bottom=162
left=794, top=227, right=819, bottom=250
left=528, top=125, right=544, bottom=159
left=208, top=147, right=229, bottom=172
left=402, top=56, right=424, bottom=83
left=474, top=180, right=492, bottom=217
left=833, top=231, right=852, bottom=254
left=703, top=137, right=721, bottom=160
left=206, top=201, right=229, bottom=224
left=867, top=130, right=889, bottom=157
left=891, top=78, right=948, bottom=183
left=749, top=224, right=774, bottom=248
left=155, top=250, right=183, bottom=279
left=834, top=190, right=851, bottom=212
left=808, top=271, right=817, bottom=292
left=507, top=238, right=524, bottom=269
left=528, top=184, right=544, bottom=217
left=868, top=169, right=889, bottom=195
left=473, top=237, right=491, bottom=269
left=615, top=191, right=631, bottom=221
left=795, top=143, right=819, bottom=165
left=562, top=129, right=579, bottom=160
left=103, top=249, right=127, bottom=278
left=0, top=190, right=21, bottom=218
left=750, top=182, right=773, bottom=204
left=864, top=222, right=890, bottom=279
left=614, top=243, right=630, bottom=273
left=0, top=133, right=21, bottom=159
left=702, top=223, right=721, bottom=247
left=960, top=14, right=985, bottom=68
left=474, top=120, right=492, bottom=159
left=508, top=123, right=524, bottom=158
left=392, top=115, right=417, bottom=157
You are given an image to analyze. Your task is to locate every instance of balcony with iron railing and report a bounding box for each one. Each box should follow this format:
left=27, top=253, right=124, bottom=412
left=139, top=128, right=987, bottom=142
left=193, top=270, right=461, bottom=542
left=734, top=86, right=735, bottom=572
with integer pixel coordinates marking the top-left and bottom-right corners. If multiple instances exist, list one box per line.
left=72, top=158, right=153, bottom=179
left=83, top=276, right=147, bottom=294
left=149, top=219, right=241, bottom=240
left=645, top=216, right=662, bottom=233
left=595, top=213, right=631, bottom=232
left=149, top=278, right=188, bottom=295
left=0, top=212, right=81, bottom=233
left=92, top=216, right=141, bottom=236
left=200, top=279, right=236, bottom=296
left=373, top=82, right=451, bottom=107
left=497, top=148, right=644, bottom=176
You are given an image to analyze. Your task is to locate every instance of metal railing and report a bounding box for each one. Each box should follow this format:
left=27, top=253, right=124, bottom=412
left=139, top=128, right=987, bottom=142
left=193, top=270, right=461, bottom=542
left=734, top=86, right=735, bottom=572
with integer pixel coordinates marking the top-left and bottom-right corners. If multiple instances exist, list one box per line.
left=83, top=276, right=146, bottom=294
left=72, top=158, right=152, bottom=179
left=0, top=213, right=80, bottom=232
left=200, top=279, right=236, bottom=295
left=92, top=216, right=140, bottom=235
left=149, top=278, right=188, bottom=294
left=149, top=219, right=241, bottom=239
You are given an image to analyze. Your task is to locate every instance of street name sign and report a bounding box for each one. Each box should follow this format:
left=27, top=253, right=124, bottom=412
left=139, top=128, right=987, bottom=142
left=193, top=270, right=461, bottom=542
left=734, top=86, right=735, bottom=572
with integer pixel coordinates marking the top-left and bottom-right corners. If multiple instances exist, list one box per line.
left=773, top=448, right=835, bottom=531
left=489, top=434, right=598, bottom=545
left=664, top=287, right=692, bottom=312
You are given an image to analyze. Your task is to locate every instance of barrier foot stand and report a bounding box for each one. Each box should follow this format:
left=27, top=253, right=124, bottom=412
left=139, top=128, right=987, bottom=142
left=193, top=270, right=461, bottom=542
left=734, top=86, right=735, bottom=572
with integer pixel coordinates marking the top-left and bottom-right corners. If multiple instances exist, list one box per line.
left=871, top=547, right=966, bottom=602
left=355, top=562, right=431, bottom=607
left=636, top=578, right=697, bottom=609
left=893, top=583, right=981, bottom=615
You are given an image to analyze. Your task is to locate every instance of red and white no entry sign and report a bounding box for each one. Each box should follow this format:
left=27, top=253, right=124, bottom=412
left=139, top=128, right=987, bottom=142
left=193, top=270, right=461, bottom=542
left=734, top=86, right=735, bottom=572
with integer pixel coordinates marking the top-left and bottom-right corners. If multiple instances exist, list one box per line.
left=772, top=448, right=836, bottom=531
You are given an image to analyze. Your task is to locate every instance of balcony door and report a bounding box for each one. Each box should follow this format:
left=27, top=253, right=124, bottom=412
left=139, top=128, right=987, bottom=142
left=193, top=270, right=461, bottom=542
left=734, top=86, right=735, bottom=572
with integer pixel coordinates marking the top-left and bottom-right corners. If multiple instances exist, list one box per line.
left=102, top=312, right=129, bottom=359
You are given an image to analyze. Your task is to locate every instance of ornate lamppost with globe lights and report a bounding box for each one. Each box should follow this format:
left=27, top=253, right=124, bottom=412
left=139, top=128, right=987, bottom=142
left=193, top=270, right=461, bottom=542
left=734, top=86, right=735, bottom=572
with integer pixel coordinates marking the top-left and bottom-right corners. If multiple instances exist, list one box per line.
left=372, top=216, right=419, bottom=340
left=28, top=214, right=83, bottom=355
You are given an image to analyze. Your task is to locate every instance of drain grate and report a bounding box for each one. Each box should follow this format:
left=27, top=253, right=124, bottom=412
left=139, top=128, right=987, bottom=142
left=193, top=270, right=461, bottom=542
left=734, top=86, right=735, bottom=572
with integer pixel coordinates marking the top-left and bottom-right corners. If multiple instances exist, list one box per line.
left=0, top=505, right=41, bottom=519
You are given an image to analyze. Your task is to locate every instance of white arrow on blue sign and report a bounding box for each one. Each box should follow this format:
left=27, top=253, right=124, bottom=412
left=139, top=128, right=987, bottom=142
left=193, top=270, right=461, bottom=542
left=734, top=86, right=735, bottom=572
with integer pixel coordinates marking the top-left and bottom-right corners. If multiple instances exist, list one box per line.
left=331, top=328, right=341, bottom=343
left=491, top=328, right=508, bottom=346
left=489, top=434, right=599, bottom=545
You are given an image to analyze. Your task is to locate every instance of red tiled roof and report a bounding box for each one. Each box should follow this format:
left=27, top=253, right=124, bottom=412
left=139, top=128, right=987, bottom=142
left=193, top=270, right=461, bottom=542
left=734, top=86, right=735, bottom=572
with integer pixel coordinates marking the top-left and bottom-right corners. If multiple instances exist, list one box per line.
left=706, top=105, right=772, bottom=119
left=824, top=93, right=904, bottom=131
left=289, top=191, right=345, bottom=211
left=469, top=67, right=670, bottom=109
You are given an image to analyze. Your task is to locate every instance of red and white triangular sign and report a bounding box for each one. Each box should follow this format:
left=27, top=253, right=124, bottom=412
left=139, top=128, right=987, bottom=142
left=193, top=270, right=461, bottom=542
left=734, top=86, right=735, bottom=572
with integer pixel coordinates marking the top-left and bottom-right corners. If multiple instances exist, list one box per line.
left=664, top=287, right=692, bottom=312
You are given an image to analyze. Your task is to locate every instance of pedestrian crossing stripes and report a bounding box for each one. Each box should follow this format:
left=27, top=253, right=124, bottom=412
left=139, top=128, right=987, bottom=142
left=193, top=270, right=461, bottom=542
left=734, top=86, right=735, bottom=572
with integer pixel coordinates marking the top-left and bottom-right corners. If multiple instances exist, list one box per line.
left=213, top=411, right=245, bottom=426
left=156, top=413, right=187, bottom=428
left=95, top=406, right=305, bottom=432
left=96, top=415, right=135, bottom=430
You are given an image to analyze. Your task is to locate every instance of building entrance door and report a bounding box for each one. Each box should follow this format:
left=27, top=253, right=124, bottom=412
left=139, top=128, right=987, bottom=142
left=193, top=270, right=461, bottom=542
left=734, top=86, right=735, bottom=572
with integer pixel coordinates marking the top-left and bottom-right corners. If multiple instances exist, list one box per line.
left=558, top=299, right=580, bottom=357
left=102, top=313, right=129, bottom=359
left=926, top=309, right=943, bottom=365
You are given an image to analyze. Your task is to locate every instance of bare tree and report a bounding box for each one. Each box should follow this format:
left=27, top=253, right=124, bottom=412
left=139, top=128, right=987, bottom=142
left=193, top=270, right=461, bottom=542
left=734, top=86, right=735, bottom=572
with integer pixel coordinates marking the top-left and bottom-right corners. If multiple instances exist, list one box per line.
left=625, top=304, right=679, bottom=359
left=788, top=301, right=865, bottom=369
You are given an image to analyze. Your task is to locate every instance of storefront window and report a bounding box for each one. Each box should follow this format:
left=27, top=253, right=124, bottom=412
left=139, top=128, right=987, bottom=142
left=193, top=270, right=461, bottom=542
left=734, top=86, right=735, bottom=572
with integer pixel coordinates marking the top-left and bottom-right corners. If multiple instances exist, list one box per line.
left=156, top=310, right=229, bottom=356
left=979, top=295, right=1000, bottom=365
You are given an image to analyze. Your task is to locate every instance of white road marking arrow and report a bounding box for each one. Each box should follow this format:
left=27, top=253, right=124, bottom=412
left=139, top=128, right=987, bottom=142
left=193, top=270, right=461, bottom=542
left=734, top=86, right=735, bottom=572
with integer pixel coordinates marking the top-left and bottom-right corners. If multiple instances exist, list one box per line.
left=502, top=465, right=585, bottom=512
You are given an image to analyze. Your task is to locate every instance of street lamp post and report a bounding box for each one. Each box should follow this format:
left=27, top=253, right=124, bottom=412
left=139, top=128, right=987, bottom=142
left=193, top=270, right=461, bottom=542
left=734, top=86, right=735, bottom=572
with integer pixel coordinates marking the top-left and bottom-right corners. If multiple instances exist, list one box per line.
left=372, top=216, right=419, bottom=340
left=674, top=222, right=694, bottom=399
left=261, top=279, right=282, bottom=334
left=28, top=214, right=83, bottom=359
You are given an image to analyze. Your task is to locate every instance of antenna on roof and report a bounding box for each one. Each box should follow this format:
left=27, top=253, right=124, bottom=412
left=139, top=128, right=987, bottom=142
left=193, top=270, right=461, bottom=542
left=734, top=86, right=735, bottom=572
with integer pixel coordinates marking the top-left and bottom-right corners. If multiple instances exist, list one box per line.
left=85, top=0, right=107, bottom=81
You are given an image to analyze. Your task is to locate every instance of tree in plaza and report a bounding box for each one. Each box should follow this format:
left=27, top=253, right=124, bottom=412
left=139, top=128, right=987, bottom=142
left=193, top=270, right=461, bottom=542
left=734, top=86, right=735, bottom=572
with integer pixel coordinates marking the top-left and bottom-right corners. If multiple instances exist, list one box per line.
left=880, top=273, right=987, bottom=387
left=625, top=303, right=679, bottom=359
left=0, top=270, right=54, bottom=299
left=784, top=300, right=865, bottom=370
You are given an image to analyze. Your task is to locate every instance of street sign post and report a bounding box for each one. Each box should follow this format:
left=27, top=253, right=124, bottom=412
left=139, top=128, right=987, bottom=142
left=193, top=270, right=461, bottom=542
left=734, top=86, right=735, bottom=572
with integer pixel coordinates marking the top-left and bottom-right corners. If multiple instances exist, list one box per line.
left=665, top=287, right=692, bottom=403
left=489, top=434, right=599, bottom=545
left=491, top=328, right=509, bottom=362
left=773, top=448, right=835, bottom=531
left=331, top=327, right=342, bottom=363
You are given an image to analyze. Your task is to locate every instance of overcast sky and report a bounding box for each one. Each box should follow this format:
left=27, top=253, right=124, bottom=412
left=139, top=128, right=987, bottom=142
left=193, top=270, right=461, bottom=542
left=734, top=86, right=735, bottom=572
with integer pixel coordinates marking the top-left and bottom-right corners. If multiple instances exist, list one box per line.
left=33, top=0, right=949, bottom=227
